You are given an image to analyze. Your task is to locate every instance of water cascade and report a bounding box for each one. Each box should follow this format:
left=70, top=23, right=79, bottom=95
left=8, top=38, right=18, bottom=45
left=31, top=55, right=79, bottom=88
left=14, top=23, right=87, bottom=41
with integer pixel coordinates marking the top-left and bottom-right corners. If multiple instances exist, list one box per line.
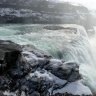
left=0, top=24, right=96, bottom=93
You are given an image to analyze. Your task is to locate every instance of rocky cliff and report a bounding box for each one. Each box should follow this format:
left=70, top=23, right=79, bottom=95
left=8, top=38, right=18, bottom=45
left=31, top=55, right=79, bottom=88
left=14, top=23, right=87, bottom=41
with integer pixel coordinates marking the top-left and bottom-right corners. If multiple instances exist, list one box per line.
left=0, top=40, right=92, bottom=96
left=0, top=0, right=91, bottom=30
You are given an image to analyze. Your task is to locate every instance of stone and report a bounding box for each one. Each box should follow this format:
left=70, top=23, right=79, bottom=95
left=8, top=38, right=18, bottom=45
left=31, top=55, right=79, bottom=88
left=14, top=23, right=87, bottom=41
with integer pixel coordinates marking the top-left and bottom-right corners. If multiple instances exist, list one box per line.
left=0, top=40, right=21, bottom=74
left=0, top=40, right=92, bottom=96
left=45, top=60, right=81, bottom=82
left=22, top=45, right=52, bottom=58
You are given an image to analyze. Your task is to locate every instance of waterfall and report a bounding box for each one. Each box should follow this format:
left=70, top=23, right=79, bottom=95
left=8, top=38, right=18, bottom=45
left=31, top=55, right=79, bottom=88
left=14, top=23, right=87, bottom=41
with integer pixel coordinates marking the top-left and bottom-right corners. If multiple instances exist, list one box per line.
left=0, top=24, right=96, bottom=93
left=51, top=25, right=96, bottom=93
left=55, top=26, right=96, bottom=93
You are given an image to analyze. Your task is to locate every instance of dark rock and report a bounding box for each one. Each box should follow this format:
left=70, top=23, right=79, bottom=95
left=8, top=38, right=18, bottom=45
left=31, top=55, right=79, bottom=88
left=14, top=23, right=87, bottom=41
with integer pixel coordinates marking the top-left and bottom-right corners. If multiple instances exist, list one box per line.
left=45, top=60, right=81, bottom=82
left=0, top=91, right=4, bottom=96
left=0, top=40, right=91, bottom=96
left=37, top=58, right=50, bottom=68
left=0, top=40, right=21, bottom=51
left=0, top=76, right=10, bottom=90
left=30, top=91, right=40, bottom=96
left=51, top=93, right=92, bottom=96
left=44, top=26, right=77, bottom=32
left=0, top=40, right=21, bottom=73
left=44, top=26, right=65, bottom=30
left=14, top=70, right=53, bottom=96
left=22, top=45, right=52, bottom=58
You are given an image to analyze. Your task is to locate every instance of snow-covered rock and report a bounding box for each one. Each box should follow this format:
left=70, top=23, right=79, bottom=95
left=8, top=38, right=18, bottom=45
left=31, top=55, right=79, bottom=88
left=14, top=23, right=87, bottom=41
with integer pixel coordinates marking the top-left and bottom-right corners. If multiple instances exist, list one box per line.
left=0, top=40, right=92, bottom=96
left=0, top=1, right=91, bottom=30
left=53, top=80, right=92, bottom=96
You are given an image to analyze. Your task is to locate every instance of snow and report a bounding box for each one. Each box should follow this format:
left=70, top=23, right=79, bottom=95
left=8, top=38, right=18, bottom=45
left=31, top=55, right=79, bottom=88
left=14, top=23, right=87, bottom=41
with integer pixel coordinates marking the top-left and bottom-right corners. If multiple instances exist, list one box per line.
left=0, top=7, right=78, bottom=21
left=0, top=24, right=92, bottom=95
left=49, top=72, right=67, bottom=85
left=0, top=8, right=41, bottom=17
left=49, top=59, right=63, bottom=68
left=3, top=91, right=18, bottom=96
left=3, top=91, right=26, bottom=96
left=22, top=51, right=37, bottom=59
left=29, top=69, right=67, bottom=85
left=29, top=70, right=92, bottom=95
left=29, top=70, right=53, bottom=81
left=70, top=2, right=82, bottom=7
left=53, top=80, right=92, bottom=95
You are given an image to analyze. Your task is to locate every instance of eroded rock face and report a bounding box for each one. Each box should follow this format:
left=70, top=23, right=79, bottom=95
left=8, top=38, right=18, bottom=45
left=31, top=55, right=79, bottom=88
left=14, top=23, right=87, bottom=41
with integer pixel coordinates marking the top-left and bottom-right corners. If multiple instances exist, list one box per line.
left=0, top=40, right=92, bottom=96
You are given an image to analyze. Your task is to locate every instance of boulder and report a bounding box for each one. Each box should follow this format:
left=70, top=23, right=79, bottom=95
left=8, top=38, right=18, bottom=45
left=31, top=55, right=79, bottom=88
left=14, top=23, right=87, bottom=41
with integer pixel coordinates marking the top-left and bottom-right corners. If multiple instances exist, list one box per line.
left=0, top=40, right=92, bottom=96
left=0, top=40, right=21, bottom=73
left=22, top=45, right=52, bottom=58
left=45, top=60, right=81, bottom=82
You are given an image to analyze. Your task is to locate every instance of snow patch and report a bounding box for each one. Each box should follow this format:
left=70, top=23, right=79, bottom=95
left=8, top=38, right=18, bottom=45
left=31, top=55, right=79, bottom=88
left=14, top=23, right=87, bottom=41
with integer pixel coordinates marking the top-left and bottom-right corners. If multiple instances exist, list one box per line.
left=53, top=80, right=92, bottom=95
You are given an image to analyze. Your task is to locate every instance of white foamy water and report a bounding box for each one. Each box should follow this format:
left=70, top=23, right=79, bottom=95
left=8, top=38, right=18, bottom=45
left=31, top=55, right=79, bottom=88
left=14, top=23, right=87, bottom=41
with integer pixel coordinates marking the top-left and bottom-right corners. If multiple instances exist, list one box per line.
left=0, top=24, right=96, bottom=93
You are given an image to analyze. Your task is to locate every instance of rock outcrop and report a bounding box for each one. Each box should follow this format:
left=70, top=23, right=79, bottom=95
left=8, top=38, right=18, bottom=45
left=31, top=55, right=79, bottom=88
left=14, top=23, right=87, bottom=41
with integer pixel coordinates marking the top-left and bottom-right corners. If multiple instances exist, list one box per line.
left=0, top=40, right=92, bottom=96
left=0, top=40, right=21, bottom=74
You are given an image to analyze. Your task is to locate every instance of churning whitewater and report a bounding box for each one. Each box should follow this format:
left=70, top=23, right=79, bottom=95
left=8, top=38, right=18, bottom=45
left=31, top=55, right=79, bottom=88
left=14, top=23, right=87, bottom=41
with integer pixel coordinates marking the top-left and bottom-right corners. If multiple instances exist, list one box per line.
left=0, top=24, right=96, bottom=93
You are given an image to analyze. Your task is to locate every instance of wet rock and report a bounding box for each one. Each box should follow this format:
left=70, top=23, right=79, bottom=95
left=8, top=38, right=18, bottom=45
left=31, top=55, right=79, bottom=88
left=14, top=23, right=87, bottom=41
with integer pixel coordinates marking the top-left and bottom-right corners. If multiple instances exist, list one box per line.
left=27, top=70, right=53, bottom=95
left=44, top=26, right=77, bottom=32
left=0, top=40, right=92, bottom=96
left=44, top=26, right=65, bottom=30
left=30, top=91, right=40, bottom=96
left=0, top=91, right=4, bottom=96
left=22, top=45, right=52, bottom=58
left=52, top=80, right=92, bottom=96
left=37, top=58, right=50, bottom=68
left=51, top=93, right=92, bottom=96
left=45, top=60, right=81, bottom=82
left=0, top=40, right=21, bottom=73
left=0, top=76, right=10, bottom=90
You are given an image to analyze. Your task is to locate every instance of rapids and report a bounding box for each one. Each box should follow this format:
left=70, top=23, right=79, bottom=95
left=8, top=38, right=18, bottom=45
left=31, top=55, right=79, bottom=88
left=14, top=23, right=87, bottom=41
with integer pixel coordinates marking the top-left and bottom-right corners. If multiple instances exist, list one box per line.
left=0, top=24, right=96, bottom=93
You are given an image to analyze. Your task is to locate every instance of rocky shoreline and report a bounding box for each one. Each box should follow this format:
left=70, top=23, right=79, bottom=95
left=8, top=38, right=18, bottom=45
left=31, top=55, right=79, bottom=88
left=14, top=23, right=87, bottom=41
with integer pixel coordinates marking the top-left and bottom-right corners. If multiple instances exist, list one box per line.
left=0, top=40, right=92, bottom=96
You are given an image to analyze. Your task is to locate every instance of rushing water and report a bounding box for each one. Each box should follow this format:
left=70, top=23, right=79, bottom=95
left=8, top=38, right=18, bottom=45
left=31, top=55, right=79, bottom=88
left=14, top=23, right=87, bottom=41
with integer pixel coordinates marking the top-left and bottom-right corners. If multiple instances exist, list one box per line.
left=0, top=24, right=96, bottom=93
